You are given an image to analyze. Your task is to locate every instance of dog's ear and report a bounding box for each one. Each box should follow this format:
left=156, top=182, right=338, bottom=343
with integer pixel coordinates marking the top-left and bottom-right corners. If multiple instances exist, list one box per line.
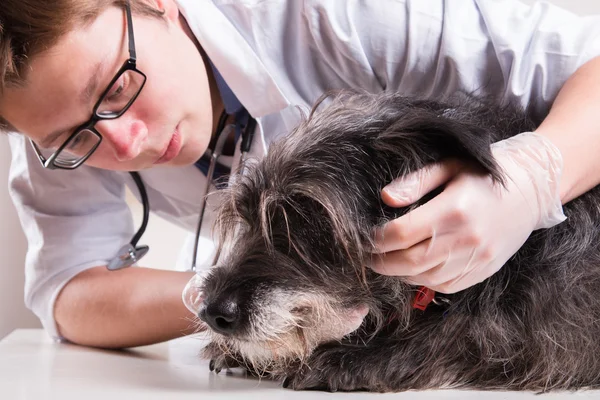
left=308, top=90, right=535, bottom=185
left=374, top=93, right=537, bottom=185
left=374, top=104, right=503, bottom=183
left=274, top=189, right=374, bottom=277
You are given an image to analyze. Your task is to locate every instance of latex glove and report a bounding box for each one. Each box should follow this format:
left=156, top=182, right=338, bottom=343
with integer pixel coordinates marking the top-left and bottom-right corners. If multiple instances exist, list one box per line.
left=372, top=132, right=567, bottom=293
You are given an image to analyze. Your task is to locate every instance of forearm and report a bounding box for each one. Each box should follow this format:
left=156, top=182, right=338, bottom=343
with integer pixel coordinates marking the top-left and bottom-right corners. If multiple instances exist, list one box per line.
left=535, top=55, right=600, bottom=204
left=54, top=265, right=197, bottom=349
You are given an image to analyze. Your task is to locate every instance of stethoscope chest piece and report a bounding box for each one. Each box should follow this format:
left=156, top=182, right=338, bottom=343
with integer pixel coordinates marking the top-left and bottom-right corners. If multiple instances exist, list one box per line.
left=107, top=243, right=150, bottom=271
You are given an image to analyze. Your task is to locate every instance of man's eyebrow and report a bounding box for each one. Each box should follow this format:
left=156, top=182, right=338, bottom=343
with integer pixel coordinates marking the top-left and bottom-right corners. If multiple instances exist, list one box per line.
left=82, top=60, right=108, bottom=104
left=40, top=127, right=72, bottom=149
left=39, top=60, right=108, bottom=148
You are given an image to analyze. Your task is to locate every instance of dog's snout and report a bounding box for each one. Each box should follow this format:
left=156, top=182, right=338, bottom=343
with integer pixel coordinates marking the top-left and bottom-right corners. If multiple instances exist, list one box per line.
left=199, top=298, right=241, bottom=335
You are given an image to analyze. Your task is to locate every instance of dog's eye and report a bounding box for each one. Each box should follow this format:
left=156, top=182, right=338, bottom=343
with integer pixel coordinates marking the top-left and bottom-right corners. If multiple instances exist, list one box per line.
left=290, top=306, right=311, bottom=315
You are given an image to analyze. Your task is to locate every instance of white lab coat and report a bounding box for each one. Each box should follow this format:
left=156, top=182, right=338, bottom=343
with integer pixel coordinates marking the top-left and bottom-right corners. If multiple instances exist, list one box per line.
left=7, top=0, right=600, bottom=339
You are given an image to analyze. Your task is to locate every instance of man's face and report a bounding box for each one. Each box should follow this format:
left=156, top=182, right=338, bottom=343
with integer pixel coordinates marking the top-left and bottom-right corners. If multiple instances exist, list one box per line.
left=0, top=1, right=214, bottom=171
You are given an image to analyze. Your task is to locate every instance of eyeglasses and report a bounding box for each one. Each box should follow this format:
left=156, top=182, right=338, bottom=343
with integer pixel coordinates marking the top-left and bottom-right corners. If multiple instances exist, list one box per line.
left=30, top=1, right=146, bottom=170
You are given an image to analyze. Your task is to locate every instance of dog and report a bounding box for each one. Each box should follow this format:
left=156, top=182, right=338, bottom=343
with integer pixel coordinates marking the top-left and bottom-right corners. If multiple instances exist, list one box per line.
left=193, top=90, right=600, bottom=392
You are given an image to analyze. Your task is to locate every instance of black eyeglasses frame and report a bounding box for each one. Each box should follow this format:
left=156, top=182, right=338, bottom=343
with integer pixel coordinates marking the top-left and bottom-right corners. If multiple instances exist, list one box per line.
left=30, top=1, right=146, bottom=170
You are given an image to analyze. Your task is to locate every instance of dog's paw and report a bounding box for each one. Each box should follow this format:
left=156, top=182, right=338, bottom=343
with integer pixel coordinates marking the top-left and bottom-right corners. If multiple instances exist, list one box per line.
left=281, top=346, right=375, bottom=392
left=209, top=354, right=244, bottom=374
left=203, top=342, right=244, bottom=374
left=204, top=342, right=276, bottom=378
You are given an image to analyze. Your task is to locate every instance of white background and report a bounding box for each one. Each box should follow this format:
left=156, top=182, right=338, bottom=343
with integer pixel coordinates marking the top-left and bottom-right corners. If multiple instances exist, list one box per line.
left=1, top=0, right=599, bottom=339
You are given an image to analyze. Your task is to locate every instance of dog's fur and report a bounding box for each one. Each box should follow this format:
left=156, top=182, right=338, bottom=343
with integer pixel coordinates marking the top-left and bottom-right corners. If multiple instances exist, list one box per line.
left=196, top=90, right=600, bottom=392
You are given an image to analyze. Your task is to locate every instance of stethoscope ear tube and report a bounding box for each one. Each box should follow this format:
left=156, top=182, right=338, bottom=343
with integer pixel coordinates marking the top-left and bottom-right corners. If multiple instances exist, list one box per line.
left=190, top=110, right=256, bottom=271
left=190, top=122, right=234, bottom=272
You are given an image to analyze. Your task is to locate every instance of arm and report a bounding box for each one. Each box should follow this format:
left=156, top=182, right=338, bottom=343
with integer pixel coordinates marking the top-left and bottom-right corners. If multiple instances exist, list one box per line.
left=7, top=135, right=205, bottom=346
left=535, top=55, right=600, bottom=204
left=55, top=265, right=198, bottom=349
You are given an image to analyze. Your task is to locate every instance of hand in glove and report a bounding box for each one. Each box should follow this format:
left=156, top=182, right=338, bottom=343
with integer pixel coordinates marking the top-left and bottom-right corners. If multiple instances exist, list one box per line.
left=372, top=132, right=566, bottom=293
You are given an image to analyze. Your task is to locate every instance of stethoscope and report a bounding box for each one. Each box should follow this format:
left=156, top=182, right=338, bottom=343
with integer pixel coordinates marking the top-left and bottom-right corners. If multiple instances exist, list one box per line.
left=106, top=109, right=256, bottom=271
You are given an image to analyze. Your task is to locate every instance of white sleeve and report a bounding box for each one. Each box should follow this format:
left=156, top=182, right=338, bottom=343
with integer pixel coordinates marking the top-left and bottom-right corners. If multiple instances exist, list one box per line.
left=7, top=134, right=134, bottom=340
left=303, top=0, right=600, bottom=117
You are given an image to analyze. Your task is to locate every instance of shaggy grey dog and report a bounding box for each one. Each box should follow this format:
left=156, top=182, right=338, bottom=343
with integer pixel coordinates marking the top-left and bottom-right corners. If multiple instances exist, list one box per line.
left=196, top=90, right=600, bottom=392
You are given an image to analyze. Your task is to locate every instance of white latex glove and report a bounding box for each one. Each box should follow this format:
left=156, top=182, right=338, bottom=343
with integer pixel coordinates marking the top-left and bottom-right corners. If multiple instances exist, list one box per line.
left=372, top=132, right=567, bottom=294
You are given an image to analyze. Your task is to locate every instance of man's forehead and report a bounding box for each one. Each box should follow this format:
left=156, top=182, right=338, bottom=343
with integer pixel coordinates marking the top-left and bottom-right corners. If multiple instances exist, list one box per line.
left=0, top=64, right=88, bottom=144
left=0, top=87, right=64, bottom=139
left=0, top=12, right=124, bottom=142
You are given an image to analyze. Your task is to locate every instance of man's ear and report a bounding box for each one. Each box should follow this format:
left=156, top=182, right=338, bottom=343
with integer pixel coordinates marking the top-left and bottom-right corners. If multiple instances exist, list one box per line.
left=145, top=0, right=179, bottom=23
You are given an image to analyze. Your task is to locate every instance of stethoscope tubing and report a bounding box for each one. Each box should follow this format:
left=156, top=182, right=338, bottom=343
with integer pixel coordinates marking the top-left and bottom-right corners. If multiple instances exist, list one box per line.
left=128, top=171, right=149, bottom=247
left=190, top=113, right=233, bottom=272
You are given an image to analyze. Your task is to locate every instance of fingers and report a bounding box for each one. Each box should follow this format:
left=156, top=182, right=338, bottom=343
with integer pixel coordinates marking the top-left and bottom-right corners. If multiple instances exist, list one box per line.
left=374, top=191, right=455, bottom=253
left=403, top=252, right=476, bottom=293
left=382, top=159, right=463, bottom=207
left=371, top=236, right=451, bottom=277
left=372, top=234, right=471, bottom=280
left=431, top=254, right=501, bottom=294
left=374, top=242, right=496, bottom=294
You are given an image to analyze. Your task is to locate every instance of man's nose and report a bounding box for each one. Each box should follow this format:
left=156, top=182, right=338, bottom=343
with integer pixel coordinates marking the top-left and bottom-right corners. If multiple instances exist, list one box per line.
left=95, top=117, right=148, bottom=162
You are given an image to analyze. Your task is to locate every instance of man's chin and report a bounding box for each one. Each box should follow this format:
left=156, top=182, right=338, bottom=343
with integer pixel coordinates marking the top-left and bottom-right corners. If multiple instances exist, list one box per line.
left=174, top=142, right=211, bottom=167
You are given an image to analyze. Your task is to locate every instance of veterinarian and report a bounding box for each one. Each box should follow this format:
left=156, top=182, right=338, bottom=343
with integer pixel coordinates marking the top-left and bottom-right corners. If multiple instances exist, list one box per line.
left=1, top=0, right=599, bottom=349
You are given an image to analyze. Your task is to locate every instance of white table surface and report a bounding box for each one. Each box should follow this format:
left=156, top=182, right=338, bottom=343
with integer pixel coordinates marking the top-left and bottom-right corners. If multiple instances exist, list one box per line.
left=1, top=329, right=599, bottom=400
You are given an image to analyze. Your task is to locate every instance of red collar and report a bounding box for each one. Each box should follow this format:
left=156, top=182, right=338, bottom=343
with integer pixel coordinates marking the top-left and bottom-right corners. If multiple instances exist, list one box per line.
left=412, top=286, right=436, bottom=311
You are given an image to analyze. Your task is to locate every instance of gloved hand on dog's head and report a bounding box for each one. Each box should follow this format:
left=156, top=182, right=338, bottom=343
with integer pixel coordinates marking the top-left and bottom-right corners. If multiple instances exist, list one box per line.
left=372, top=131, right=567, bottom=294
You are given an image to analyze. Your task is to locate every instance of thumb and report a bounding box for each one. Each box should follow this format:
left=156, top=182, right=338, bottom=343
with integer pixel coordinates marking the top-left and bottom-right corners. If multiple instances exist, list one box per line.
left=382, top=159, right=462, bottom=207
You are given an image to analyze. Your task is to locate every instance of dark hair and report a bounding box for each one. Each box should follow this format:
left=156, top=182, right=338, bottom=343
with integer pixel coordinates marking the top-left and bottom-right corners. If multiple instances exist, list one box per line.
left=0, top=0, right=164, bottom=132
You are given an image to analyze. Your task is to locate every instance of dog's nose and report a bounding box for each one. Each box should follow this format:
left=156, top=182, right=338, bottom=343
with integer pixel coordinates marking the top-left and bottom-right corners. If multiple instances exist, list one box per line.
left=199, top=298, right=241, bottom=335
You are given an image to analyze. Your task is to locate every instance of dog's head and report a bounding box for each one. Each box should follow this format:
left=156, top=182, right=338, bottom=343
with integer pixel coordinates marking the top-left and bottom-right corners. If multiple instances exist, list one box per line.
left=194, top=90, right=535, bottom=370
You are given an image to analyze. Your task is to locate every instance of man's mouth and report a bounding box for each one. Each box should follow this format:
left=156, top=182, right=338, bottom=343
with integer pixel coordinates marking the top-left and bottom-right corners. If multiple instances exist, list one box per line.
left=155, top=125, right=182, bottom=164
